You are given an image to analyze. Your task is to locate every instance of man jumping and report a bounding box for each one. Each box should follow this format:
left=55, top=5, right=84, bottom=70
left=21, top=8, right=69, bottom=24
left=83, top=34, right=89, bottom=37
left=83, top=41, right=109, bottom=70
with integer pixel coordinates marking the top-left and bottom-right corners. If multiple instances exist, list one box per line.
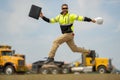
left=39, top=4, right=96, bottom=64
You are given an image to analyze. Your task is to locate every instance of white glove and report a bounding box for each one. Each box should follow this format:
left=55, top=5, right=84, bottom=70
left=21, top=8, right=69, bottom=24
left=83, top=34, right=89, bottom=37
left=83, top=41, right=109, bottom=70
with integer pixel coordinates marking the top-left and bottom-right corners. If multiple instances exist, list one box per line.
left=94, top=17, right=103, bottom=25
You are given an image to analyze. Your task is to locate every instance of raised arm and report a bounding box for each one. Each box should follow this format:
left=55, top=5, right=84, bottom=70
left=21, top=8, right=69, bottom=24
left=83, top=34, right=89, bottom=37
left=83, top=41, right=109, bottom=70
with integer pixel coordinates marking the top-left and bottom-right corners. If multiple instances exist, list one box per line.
left=39, top=12, right=50, bottom=23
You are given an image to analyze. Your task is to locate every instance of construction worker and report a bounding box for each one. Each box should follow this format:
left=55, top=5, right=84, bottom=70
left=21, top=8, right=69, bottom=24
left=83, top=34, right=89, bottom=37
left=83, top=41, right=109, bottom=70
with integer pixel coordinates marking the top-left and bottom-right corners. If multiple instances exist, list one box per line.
left=39, top=4, right=96, bottom=64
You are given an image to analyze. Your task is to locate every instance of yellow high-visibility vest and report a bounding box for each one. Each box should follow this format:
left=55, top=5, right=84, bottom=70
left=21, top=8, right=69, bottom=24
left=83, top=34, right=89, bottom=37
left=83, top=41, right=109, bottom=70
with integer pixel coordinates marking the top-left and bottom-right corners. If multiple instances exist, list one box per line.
left=50, top=13, right=84, bottom=33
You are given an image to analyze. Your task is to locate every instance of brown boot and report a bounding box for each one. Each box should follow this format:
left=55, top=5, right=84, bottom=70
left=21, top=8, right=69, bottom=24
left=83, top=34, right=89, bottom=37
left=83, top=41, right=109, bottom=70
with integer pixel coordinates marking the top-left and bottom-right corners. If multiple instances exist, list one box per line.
left=44, top=57, right=54, bottom=64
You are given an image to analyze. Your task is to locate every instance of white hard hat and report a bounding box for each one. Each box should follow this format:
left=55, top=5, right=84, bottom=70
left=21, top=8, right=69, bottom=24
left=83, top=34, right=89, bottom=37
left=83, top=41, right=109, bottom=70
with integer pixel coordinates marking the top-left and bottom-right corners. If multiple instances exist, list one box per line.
left=94, top=17, right=103, bottom=25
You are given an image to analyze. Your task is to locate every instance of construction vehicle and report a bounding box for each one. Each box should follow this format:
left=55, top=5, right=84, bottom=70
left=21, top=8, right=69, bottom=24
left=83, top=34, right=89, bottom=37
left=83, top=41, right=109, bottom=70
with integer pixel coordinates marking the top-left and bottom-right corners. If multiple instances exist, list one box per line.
left=32, top=60, right=65, bottom=74
left=32, top=50, right=113, bottom=74
left=0, top=45, right=27, bottom=75
left=71, top=50, right=113, bottom=74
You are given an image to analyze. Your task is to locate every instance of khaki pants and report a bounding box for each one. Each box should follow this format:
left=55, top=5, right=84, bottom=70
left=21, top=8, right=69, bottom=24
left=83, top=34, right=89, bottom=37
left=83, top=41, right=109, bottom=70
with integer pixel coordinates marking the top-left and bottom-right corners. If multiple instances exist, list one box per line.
left=48, top=33, right=90, bottom=58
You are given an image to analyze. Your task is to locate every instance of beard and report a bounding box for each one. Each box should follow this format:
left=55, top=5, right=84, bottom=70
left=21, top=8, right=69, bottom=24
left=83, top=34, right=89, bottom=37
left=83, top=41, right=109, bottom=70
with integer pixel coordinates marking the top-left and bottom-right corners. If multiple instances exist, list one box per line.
left=60, top=11, right=68, bottom=15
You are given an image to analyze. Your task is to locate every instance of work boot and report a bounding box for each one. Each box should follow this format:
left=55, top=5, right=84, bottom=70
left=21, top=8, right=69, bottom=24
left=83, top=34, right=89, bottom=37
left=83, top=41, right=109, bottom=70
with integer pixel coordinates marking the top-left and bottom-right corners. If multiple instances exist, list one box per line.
left=44, top=57, right=54, bottom=64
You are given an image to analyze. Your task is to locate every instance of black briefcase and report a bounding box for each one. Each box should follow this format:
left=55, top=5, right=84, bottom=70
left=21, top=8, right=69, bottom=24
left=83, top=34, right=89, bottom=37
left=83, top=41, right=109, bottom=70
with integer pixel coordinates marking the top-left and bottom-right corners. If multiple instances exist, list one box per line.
left=29, top=5, right=42, bottom=20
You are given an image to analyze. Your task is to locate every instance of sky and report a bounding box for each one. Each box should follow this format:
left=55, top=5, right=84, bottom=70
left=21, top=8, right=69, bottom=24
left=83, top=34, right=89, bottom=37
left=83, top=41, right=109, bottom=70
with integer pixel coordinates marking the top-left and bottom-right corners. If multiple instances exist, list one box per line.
left=0, top=0, right=120, bottom=69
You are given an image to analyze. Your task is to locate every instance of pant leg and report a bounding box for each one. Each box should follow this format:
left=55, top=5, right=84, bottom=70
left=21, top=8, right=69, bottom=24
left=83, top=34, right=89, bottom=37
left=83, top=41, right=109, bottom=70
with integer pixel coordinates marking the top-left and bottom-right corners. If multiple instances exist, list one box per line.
left=48, top=33, right=73, bottom=58
left=66, top=38, right=90, bottom=53
left=66, top=37, right=90, bottom=66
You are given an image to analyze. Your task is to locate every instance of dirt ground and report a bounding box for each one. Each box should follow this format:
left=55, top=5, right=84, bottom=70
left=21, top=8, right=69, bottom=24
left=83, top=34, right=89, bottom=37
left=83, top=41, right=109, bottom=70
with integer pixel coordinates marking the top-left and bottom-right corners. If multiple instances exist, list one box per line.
left=0, top=74, right=120, bottom=80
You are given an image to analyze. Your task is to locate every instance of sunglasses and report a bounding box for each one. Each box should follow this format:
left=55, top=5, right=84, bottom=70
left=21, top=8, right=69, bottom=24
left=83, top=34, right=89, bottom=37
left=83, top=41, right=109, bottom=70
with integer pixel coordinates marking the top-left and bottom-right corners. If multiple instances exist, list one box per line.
left=62, top=7, right=68, bottom=9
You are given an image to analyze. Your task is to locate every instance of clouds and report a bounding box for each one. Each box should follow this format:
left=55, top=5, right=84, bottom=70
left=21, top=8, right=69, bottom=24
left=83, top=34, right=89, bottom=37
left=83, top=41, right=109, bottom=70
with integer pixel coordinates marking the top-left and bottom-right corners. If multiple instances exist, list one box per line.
left=115, top=23, right=120, bottom=32
left=2, top=0, right=44, bottom=35
left=6, top=1, right=34, bottom=34
left=0, top=0, right=120, bottom=69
